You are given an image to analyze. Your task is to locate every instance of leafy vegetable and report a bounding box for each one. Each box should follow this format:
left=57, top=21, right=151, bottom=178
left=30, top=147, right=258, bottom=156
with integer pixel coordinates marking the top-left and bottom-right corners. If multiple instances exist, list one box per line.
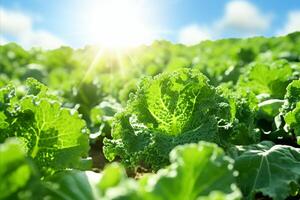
left=231, top=141, right=300, bottom=200
left=218, top=86, right=260, bottom=145
left=40, top=170, right=98, bottom=200
left=1, top=32, right=300, bottom=200
left=285, top=102, right=300, bottom=144
left=100, top=142, right=241, bottom=200
left=0, top=79, right=89, bottom=175
left=0, top=138, right=98, bottom=200
left=104, top=69, right=231, bottom=170
left=282, top=79, right=300, bottom=113
left=1, top=139, right=241, bottom=200
left=269, top=80, right=300, bottom=144
left=238, top=61, right=293, bottom=99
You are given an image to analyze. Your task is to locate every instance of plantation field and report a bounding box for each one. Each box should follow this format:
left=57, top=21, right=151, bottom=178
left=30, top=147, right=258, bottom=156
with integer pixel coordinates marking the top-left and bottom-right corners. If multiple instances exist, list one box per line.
left=0, top=32, right=300, bottom=200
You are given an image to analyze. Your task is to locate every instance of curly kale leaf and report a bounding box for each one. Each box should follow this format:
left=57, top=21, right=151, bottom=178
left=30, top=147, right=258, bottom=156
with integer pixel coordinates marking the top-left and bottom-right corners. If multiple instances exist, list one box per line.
left=100, top=142, right=241, bottom=200
left=0, top=79, right=89, bottom=175
left=282, top=79, right=300, bottom=113
left=218, top=85, right=260, bottom=145
left=104, top=69, right=232, bottom=170
left=285, top=102, right=300, bottom=144
left=231, top=141, right=300, bottom=200
left=270, top=80, right=300, bottom=144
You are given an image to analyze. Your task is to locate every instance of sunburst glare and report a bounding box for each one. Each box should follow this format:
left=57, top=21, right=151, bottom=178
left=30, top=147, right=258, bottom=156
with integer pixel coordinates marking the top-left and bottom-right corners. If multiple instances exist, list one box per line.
left=82, top=0, right=155, bottom=49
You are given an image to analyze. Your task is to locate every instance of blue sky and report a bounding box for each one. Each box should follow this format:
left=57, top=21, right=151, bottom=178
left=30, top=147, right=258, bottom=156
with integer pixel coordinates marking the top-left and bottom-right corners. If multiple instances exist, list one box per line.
left=1, top=0, right=300, bottom=48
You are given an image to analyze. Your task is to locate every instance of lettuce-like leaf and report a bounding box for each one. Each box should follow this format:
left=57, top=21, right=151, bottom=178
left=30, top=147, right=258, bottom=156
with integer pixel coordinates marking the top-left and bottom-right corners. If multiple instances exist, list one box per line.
left=0, top=79, right=89, bottom=175
left=231, top=141, right=300, bottom=200
left=104, top=69, right=231, bottom=170
left=238, top=61, right=293, bottom=99
left=100, top=142, right=241, bottom=200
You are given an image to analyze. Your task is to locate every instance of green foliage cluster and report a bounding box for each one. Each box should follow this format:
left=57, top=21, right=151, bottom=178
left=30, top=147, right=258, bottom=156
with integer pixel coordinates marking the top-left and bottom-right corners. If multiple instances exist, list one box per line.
left=0, top=32, right=300, bottom=200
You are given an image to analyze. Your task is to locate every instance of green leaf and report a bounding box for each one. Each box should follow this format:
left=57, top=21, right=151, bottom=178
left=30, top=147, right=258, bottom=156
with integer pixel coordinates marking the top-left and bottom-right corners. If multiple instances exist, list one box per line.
left=232, top=141, right=300, bottom=200
left=0, top=80, right=90, bottom=175
left=285, top=102, right=300, bottom=144
left=218, top=86, right=260, bottom=145
left=104, top=69, right=231, bottom=170
left=97, top=163, right=127, bottom=193
left=90, top=97, right=122, bottom=137
left=272, top=80, right=300, bottom=144
left=101, top=142, right=241, bottom=200
left=41, top=170, right=98, bottom=200
left=282, top=79, right=300, bottom=113
left=141, top=142, right=240, bottom=200
left=258, top=99, right=285, bottom=120
left=0, top=139, right=98, bottom=200
left=238, top=61, right=293, bottom=99
left=130, top=69, right=218, bottom=136
left=0, top=138, right=32, bottom=199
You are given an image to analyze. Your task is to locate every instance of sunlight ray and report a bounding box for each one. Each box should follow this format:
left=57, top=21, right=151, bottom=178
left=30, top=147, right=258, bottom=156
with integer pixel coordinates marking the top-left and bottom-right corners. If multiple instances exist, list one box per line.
left=79, top=47, right=105, bottom=86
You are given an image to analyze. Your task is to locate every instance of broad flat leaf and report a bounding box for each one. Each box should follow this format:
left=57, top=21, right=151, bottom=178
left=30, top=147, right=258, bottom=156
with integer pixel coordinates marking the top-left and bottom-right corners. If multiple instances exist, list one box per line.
left=232, top=141, right=300, bottom=200
left=41, top=170, right=98, bottom=200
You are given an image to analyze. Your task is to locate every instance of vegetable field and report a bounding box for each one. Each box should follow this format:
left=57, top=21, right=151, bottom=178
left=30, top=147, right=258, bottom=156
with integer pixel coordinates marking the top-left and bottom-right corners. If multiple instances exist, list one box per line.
left=1, top=32, right=300, bottom=200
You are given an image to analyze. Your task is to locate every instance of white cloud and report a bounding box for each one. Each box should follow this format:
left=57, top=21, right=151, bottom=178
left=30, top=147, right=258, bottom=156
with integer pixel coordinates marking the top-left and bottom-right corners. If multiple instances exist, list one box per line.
left=0, top=7, right=32, bottom=37
left=216, top=0, right=271, bottom=34
left=20, top=30, right=65, bottom=49
left=177, top=0, right=272, bottom=44
left=178, top=25, right=211, bottom=45
left=277, top=10, right=300, bottom=35
left=0, top=7, right=65, bottom=49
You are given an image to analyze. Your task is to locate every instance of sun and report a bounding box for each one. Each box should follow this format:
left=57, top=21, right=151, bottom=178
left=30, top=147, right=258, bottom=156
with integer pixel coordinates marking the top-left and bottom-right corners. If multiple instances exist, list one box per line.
left=83, top=0, right=154, bottom=49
